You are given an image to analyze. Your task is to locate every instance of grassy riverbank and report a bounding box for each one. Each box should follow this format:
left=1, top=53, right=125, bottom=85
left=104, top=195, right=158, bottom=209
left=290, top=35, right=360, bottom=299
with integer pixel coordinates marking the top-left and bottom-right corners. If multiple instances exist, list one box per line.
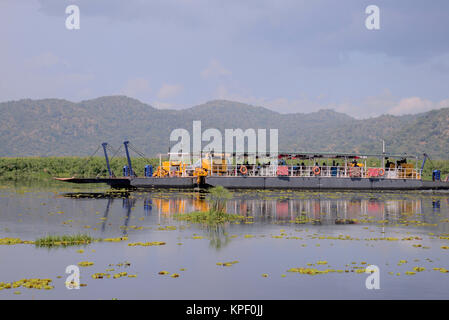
left=0, top=157, right=448, bottom=181
left=0, top=157, right=160, bottom=181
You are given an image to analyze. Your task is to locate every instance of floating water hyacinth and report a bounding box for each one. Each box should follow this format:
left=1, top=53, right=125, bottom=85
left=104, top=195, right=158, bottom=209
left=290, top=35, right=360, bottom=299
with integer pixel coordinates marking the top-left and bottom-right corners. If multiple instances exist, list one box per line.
left=413, top=267, right=426, bottom=272
left=0, top=238, right=31, bottom=245
left=92, top=273, right=111, bottom=279
left=216, top=261, right=239, bottom=267
left=287, top=265, right=367, bottom=275
left=0, top=279, right=53, bottom=290
left=113, top=272, right=127, bottom=279
left=103, top=237, right=128, bottom=242
left=114, top=262, right=131, bottom=267
left=127, top=241, right=166, bottom=246
left=157, top=226, right=177, bottom=231
left=158, top=271, right=170, bottom=275
left=35, top=234, right=95, bottom=248
left=174, top=211, right=246, bottom=225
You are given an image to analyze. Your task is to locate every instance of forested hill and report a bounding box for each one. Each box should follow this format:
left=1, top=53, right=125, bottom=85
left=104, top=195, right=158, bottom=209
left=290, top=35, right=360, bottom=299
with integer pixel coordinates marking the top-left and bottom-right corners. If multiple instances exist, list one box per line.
left=0, top=96, right=448, bottom=159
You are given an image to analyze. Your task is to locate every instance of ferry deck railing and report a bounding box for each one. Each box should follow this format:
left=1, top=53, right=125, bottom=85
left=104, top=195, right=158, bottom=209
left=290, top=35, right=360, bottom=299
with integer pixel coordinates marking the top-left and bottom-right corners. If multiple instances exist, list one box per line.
left=202, top=165, right=422, bottom=180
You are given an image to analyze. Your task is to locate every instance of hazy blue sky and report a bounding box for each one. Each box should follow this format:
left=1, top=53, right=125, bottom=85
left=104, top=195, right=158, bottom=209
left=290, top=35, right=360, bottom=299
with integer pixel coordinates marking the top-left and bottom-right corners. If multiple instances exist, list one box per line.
left=1, top=0, right=448, bottom=117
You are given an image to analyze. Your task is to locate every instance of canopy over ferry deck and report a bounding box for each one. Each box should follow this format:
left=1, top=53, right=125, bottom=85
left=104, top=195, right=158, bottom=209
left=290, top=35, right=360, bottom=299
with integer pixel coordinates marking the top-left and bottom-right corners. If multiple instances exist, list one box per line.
left=55, top=142, right=449, bottom=190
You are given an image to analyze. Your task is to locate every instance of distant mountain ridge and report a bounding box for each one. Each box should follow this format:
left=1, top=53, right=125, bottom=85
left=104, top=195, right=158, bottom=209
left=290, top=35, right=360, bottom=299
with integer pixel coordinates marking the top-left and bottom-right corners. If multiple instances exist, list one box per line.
left=0, top=96, right=448, bottom=159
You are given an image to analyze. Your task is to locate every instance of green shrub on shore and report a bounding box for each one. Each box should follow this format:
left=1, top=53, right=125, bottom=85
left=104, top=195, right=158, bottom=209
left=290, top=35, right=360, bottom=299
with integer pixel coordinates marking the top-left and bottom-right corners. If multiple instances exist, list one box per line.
left=0, top=156, right=159, bottom=181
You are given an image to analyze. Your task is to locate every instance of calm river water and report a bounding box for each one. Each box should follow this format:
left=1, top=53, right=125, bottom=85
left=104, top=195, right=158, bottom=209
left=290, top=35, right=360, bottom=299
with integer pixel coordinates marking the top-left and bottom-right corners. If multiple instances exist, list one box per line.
left=0, top=181, right=448, bottom=299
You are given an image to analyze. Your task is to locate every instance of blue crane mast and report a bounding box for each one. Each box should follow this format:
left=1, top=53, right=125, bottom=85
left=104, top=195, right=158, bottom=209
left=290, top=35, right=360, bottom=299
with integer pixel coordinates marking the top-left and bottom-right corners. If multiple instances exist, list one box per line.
left=102, top=142, right=113, bottom=177
left=123, top=141, right=134, bottom=177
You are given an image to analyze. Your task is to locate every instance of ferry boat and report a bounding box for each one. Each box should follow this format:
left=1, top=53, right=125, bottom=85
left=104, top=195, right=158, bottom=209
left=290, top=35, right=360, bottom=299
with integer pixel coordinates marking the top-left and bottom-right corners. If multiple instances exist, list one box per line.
left=56, top=142, right=449, bottom=191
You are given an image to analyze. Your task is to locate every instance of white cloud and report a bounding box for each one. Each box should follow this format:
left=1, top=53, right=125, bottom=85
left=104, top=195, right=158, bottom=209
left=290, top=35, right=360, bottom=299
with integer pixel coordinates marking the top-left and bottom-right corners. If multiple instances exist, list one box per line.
left=213, top=85, right=449, bottom=117
left=334, top=94, right=449, bottom=118
left=388, top=97, right=449, bottom=115
left=201, top=59, right=231, bottom=79
left=334, top=89, right=396, bottom=118
left=157, top=83, right=183, bottom=100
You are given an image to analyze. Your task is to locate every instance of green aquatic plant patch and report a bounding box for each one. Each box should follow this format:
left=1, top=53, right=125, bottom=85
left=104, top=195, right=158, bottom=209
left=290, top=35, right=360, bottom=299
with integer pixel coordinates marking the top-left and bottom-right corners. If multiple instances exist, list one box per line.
left=174, top=210, right=246, bottom=225
left=34, top=234, right=98, bottom=248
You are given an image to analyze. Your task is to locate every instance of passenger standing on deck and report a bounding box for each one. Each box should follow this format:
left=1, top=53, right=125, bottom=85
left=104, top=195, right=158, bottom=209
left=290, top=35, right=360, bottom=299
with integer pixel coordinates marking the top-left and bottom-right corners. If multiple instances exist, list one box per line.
left=255, top=156, right=261, bottom=176
left=331, top=160, right=336, bottom=177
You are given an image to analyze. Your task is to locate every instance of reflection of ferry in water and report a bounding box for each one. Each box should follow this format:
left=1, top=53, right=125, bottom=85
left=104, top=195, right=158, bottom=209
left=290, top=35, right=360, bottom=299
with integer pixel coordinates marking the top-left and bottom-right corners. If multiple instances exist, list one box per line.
left=56, top=141, right=449, bottom=190
left=62, top=191, right=446, bottom=230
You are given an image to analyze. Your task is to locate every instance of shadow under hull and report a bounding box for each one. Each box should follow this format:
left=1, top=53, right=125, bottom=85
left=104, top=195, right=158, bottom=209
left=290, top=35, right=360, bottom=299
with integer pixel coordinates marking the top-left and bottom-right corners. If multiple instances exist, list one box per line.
left=55, top=176, right=449, bottom=191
